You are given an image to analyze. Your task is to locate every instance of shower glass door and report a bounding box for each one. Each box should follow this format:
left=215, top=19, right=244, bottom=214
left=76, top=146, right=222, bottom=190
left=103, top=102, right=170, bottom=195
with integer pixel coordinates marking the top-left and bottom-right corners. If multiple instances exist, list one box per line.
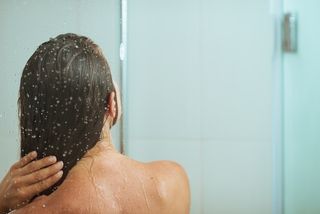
left=283, top=0, right=320, bottom=213
left=0, top=0, right=121, bottom=177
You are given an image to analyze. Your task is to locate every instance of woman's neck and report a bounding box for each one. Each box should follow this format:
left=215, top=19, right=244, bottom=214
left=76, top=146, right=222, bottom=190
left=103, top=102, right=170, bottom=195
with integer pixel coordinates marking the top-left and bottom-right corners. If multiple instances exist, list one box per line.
left=83, top=129, right=118, bottom=159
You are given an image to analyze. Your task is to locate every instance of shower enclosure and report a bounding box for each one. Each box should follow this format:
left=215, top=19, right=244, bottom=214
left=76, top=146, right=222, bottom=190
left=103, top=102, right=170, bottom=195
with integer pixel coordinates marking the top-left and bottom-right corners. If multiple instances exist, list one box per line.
left=0, top=0, right=319, bottom=213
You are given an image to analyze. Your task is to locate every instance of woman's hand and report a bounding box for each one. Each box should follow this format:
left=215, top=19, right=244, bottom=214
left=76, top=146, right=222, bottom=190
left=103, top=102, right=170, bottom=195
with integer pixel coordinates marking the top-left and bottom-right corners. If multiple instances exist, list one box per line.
left=0, top=151, right=63, bottom=213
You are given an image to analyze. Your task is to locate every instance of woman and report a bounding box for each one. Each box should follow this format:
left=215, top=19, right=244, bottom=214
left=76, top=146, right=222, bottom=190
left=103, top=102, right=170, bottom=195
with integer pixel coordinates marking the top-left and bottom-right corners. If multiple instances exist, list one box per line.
left=12, top=33, right=190, bottom=213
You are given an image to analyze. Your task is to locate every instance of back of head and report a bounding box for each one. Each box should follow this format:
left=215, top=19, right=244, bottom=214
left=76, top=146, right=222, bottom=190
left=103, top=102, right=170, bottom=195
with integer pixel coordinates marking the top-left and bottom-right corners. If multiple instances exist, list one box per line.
left=19, top=33, right=114, bottom=195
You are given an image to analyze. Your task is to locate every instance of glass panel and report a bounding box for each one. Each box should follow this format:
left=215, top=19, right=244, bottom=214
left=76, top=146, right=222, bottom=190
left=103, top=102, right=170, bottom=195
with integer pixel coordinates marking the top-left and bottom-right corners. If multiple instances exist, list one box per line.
left=0, top=0, right=120, bottom=177
left=283, top=0, right=320, bottom=213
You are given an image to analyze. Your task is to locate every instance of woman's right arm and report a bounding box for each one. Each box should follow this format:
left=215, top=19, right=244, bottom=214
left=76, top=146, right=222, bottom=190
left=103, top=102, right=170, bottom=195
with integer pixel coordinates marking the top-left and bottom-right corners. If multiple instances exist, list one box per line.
left=0, top=151, right=63, bottom=214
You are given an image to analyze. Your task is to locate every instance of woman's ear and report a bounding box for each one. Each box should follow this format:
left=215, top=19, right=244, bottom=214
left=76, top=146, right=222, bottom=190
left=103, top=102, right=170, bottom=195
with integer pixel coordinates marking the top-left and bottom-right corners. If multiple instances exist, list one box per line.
left=106, top=92, right=117, bottom=121
left=113, top=82, right=122, bottom=125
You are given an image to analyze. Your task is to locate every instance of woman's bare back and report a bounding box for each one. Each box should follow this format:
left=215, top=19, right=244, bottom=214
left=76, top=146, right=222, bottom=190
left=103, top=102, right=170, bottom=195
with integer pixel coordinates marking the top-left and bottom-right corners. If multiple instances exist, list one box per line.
left=13, top=150, right=190, bottom=214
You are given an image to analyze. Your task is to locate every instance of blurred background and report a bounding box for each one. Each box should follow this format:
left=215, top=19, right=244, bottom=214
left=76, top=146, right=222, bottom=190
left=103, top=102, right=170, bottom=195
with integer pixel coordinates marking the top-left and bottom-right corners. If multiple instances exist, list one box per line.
left=0, top=0, right=319, bottom=214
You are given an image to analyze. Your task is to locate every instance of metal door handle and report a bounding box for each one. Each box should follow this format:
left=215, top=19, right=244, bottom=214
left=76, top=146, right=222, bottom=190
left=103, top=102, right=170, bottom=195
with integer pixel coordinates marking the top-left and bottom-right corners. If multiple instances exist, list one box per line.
left=283, top=13, right=298, bottom=53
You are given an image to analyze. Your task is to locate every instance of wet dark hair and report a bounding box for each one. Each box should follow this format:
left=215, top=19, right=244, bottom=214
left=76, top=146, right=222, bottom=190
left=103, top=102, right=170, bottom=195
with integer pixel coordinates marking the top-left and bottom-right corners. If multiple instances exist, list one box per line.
left=18, top=33, right=114, bottom=195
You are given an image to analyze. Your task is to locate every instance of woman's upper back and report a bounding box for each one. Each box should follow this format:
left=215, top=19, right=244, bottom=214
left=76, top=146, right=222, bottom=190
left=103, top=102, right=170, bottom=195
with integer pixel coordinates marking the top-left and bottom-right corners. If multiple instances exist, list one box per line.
left=14, top=151, right=190, bottom=214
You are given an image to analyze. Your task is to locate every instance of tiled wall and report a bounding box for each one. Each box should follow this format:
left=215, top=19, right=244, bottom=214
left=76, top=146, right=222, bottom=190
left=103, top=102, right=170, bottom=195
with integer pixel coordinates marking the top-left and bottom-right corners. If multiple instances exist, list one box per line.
left=127, top=0, right=274, bottom=213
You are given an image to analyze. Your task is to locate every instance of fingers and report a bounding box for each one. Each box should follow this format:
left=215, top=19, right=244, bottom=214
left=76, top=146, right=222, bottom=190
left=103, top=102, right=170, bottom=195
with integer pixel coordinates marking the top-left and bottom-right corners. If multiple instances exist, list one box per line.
left=2, top=153, right=64, bottom=212
left=22, top=161, right=64, bottom=185
left=12, top=151, right=38, bottom=169
left=19, top=156, right=57, bottom=176
left=23, top=170, right=63, bottom=197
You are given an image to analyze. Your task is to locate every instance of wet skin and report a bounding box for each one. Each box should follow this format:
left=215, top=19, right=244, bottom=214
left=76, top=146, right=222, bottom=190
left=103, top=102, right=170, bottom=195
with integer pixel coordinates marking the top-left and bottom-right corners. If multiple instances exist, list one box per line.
left=12, top=139, right=190, bottom=214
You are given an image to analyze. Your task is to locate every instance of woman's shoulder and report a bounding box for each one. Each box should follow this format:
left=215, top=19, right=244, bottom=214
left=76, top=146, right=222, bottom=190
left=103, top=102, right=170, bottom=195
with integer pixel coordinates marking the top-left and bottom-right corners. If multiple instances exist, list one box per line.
left=146, top=160, right=189, bottom=180
left=145, top=160, right=190, bottom=214
left=117, top=156, right=189, bottom=191
left=122, top=158, right=190, bottom=214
